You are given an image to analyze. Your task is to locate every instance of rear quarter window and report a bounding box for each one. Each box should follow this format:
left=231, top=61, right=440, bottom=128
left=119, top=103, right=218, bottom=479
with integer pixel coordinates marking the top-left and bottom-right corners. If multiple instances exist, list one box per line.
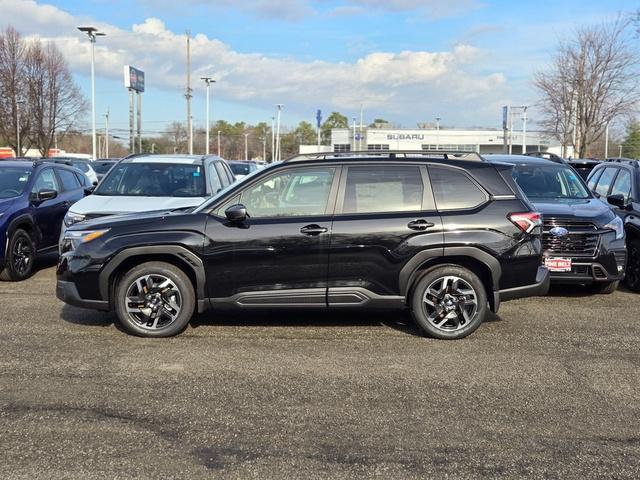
left=428, top=166, right=488, bottom=210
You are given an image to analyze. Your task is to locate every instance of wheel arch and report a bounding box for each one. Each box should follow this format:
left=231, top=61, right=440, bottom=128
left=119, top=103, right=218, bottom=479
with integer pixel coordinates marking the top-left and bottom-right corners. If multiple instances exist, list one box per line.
left=99, top=246, right=206, bottom=308
left=400, top=247, right=501, bottom=311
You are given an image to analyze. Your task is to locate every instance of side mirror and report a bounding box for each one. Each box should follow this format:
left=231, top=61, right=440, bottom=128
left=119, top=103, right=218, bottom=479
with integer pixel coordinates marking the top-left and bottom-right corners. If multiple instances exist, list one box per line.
left=225, top=204, right=248, bottom=223
left=92, top=181, right=98, bottom=186
left=36, top=189, right=57, bottom=202
left=607, top=194, right=626, bottom=209
left=84, top=186, right=96, bottom=196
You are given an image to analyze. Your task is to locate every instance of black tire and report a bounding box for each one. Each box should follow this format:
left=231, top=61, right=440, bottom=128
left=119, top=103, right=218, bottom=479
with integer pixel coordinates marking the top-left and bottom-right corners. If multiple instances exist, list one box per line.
left=115, top=261, right=195, bottom=337
left=410, top=265, right=487, bottom=340
left=0, top=229, right=36, bottom=281
left=589, top=280, right=619, bottom=295
left=625, top=239, right=640, bottom=292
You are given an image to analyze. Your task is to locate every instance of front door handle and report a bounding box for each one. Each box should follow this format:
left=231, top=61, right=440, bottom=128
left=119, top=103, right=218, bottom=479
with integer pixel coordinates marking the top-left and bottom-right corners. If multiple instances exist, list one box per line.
left=300, top=224, right=328, bottom=236
left=407, top=219, right=434, bottom=231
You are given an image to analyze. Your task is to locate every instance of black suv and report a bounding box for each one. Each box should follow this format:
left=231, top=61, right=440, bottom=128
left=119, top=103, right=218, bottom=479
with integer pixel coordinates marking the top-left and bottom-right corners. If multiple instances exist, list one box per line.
left=487, top=155, right=626, bottom=293
left=56, top=151, right=549, bottom=339
left=587, top=158, right=640, bottom=291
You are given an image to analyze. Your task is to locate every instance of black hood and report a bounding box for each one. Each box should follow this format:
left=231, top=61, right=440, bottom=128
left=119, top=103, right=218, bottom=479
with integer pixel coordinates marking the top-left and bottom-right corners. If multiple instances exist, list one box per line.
left=530, top=197, right=615, bottom=227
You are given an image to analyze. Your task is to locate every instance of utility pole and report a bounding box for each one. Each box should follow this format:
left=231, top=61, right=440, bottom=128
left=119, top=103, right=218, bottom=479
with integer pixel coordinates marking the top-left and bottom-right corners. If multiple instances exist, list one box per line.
left=78, top=26, right=106, bottom=160
left=104, top=109, right=109, bottom=157
left=185, top=31, right=193, bottom=155
left=137, top=92, right=142, bottom=153
left=262, top=137, right=266, bottom=161
left=200, top=76, right=215, bottom=155
left=217, top=130, right=221, bottom=157
left=619, top=145, right=623, bottom=157
left=275, top=105, right=283, bottom=161
left=128, top=88, right=134, bottom=153
left=352, top=116, right=357, bottom=151
left=244, top=132, right=249, bottom=160
left=271, top=116, right=275, bottom=162
left=605, top=122, right=610, bottom=159
left=521, top=107, right=528, bottom=155
left=435, top=117, right=441, bottom=150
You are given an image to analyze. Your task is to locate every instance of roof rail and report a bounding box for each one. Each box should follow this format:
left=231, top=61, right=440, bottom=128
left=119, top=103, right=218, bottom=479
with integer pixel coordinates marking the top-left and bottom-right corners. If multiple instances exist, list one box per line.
left=605, top=157, right=637, bottom=165
left=284, top=150, right=484, bottom=163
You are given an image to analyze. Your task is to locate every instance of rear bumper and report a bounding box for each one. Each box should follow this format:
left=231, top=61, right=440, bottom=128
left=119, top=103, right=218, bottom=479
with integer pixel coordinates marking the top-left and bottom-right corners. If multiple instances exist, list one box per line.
left=56, top=280, right=109, bottom=311
left=496, top=265, right=550, bottom=306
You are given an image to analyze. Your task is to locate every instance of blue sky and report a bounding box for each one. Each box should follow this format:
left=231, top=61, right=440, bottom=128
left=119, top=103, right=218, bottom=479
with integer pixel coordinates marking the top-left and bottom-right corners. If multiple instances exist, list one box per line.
left=3, top=0, right=638, bottom=139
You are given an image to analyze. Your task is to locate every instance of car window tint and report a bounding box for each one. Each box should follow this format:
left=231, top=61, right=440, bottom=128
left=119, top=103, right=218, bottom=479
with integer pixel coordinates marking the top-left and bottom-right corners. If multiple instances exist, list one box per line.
left=58, top=168, right=81, bottom=191
left=214, top=163, right=230, bottom=188
left=594, top=167, right=617, bottom=197
left=343, top=166, right=423, bottom=214
left=31, top=168, right=60, bottom=193
left=208, top=164, right=224, bottom=193
left=429, top=166, right=487, bottom=210
left=610, top=169, right=632, bottom=202
left=241, top=168, right=335, bottom=217
left=587, top=168, right=604, bottom=190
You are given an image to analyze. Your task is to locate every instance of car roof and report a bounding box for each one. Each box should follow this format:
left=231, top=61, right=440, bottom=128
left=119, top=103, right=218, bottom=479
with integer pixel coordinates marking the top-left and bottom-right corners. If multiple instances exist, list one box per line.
left=0, top=161, right=36, bottom=168
left=484, top=154, right=565, bottom=166
left=120, top=154, right=224, bottom=165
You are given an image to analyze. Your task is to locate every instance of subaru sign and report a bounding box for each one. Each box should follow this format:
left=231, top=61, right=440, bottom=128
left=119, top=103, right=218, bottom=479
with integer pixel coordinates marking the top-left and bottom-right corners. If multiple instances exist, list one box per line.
left=124, top=65, right=145, bottom=93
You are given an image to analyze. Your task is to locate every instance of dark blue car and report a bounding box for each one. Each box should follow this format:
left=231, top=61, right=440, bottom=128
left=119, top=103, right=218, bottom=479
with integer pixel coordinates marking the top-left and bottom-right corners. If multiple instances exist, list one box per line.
left=0, top=160, right=90, bottom=281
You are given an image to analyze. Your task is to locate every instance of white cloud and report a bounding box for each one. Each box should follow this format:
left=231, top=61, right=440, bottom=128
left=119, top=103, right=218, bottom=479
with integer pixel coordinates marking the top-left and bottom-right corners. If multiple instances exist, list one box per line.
left=0, top=0, right=509, bottom=125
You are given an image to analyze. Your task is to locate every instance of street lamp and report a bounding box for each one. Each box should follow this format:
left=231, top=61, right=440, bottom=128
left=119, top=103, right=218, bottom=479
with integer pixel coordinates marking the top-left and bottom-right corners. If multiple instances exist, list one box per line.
left=244, top=132, right=249, bottom=160
left=275, top=105, right=283, bottom=161
left=16, top=99, right=25, bottom=157
left=217, top=130, right=221, bottom=157
left=78, top=26, right=106, bottom=160
left=271, top=116, right=275, bottom=163
left=200, top=76, right=216, bottom=155
left=435, top=117, right=441, bottom=151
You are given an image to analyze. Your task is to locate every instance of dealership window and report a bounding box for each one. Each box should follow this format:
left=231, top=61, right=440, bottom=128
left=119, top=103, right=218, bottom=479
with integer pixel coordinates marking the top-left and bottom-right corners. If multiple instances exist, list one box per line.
left=342, top=166, right=423, bottom=214
left=429, top=166, right=487, bottom=210
left=422, top=144, right=476, bottom=152
left=334, top=144, right=351, bottom=152
left=367, top=144, right=390, bottom=151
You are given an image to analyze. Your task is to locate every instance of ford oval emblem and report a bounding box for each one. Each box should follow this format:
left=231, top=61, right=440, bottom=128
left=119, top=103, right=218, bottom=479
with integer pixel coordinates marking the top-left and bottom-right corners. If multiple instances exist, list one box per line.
left=550, top=227, right=569, bottom=237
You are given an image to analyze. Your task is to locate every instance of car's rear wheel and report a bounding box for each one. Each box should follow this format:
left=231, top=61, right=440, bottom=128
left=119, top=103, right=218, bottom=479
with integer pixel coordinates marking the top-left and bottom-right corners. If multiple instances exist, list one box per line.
left=0, top=229, right=36, bottom=281
left=115, top=262, right=195, bottom=337
left=410, top=265, right=487, bottom=340
left=625, top=239, right=640, bottom=292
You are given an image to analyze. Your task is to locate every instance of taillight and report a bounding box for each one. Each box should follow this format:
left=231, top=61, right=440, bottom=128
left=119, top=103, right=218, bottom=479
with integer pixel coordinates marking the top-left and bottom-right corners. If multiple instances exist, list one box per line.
left=508, top=212, right=542, bottom=233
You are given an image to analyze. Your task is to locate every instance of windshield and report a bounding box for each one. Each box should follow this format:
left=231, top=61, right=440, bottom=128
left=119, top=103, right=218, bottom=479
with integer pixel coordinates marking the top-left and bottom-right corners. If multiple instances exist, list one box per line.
left=193, top=164, right=267, bottom=213
left=0, top=167, right=32, bottom=198
left=95, top=162, right=206, bottom=197
left=512, top=163, right=590, bottom=199
left=230, top=162, right=257, bottom=176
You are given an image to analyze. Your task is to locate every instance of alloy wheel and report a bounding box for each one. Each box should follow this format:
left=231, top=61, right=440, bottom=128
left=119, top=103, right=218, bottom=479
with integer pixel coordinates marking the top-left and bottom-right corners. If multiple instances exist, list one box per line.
left=12, top=236, right=33, bottom=276
left=125, top=274, right=183, bottom=331
left=422, top=275, right=478, bottom=332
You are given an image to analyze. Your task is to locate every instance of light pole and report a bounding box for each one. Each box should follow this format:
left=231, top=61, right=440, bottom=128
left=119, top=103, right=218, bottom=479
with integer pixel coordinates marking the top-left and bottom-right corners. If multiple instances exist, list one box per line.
left=435, top=117, right=441, bottom=151
left=605, top=122, right=610, bottom=159
left=521, top=107, right=528, bottom=154
left=271, top=116, right=275, bottom=162
left=619, top=144, right=623, bottom=157
left=262, top=137, right=266, bottom=161
left=104, top=108, right=109, bottom=158
left=275, top=105, right=283, bottom=161
left=244, top=132, right=249, bottom=160
left=78, top=26, right=106, bottom=160
left=200, top=76, right=215, bottom=155
left=217, top=130, right=221, bottom=157
left=16, top=100, right=24, bottom=156
left=352, top=116, right=357, bottom=151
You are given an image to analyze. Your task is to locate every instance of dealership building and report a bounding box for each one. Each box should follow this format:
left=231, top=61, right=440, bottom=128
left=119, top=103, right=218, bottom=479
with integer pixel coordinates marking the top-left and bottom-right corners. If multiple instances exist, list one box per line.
left=301, top=127, right=566, bottom=156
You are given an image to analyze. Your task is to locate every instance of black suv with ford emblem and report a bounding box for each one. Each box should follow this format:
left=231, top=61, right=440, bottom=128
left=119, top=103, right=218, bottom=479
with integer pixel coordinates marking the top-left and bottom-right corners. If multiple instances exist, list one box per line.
left=487, top=155, right=626, bottom=294
left=57, top=151, right=549, bottom=339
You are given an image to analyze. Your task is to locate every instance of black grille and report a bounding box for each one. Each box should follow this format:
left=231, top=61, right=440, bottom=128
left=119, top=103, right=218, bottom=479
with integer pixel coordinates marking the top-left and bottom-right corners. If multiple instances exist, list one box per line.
left=542, top=219, right=599, bottom=256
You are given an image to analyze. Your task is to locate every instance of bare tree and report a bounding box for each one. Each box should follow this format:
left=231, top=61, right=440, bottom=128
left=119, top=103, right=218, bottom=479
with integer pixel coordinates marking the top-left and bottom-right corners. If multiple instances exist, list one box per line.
left=534, top=19, right=640, bottom=158
left=0, top=26, right=29, bottom=155
left=26, top=41, right=87, bottom=156
left=164, top=122, right=188, bottom=153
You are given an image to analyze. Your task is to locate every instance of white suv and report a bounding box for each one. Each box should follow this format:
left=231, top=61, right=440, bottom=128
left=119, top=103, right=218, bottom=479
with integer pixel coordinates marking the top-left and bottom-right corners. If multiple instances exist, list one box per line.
left=61, top=154, right=235, bottom=235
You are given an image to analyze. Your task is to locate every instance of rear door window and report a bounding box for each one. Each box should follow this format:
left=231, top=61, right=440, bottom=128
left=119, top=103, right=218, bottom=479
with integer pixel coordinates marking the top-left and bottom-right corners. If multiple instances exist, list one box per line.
left=57, top=168, right=81, bottom=191
left=428, top=166, right=488, bottom=210
left=594, top=167, right=617, bottom=197
left=32, top=168, right=60, bottom=193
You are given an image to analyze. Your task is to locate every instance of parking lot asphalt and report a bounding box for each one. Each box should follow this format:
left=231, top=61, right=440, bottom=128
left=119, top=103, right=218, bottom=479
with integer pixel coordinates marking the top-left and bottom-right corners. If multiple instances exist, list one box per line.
left=1, top=257, right=639, bottom=479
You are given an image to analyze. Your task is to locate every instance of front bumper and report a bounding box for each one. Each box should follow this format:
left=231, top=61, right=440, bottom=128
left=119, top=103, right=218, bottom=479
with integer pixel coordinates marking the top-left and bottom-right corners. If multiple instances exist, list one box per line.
left=495, top=265, right=550, bottom=308
left=546, top=249, right=626, bottom=284
left=56, top=280, right=109, bottom=310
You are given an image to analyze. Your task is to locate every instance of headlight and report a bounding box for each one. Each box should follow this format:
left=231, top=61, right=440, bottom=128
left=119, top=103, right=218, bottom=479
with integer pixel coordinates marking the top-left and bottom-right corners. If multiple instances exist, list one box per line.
left=64, top=212, right=86, bottom=227
left=62, top=229, right=109, bottom=251
left=604, top=216, right=624, bottom=240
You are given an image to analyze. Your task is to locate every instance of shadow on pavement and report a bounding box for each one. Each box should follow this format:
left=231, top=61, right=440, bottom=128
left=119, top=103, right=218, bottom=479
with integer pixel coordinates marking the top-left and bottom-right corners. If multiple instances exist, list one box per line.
left=60, top=304, right=116, bottom=327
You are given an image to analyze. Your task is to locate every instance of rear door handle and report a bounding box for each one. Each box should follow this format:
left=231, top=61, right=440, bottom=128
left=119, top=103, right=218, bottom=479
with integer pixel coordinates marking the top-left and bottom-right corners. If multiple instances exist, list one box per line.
left=407, top=219, right=434, bottom=231
left=300, top=224, right=328, bottom=236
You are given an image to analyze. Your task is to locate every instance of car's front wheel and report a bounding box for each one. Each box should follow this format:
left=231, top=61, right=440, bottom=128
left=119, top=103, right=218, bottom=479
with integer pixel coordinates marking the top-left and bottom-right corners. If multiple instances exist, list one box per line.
left=115, top=262, right=195, bottom=337
left=410, top=265, right=487, bottom=340
left=0, top=229, right=36, bottom=281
